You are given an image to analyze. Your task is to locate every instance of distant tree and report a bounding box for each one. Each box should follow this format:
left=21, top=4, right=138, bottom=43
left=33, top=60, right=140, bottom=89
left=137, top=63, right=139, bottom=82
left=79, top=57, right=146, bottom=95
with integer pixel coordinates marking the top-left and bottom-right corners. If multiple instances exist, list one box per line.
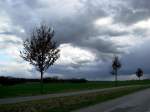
left=136, top=68, right=143, bottom=80
left=112, top=56, right=121, bottom=86
left=20, top=24, right=60, bottom=93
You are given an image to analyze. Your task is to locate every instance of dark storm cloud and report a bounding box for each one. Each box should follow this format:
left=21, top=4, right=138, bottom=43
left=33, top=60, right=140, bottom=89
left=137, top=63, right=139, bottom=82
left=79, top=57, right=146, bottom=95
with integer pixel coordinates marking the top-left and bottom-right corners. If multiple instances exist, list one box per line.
left=0, top=31, right=13, bottom=35
left=3, top=0, right=139, bottom=52
left=121, top=40, right=150, bottom=75
left=113, top=6, right=148, bottom=25
left=49, top=0, right=127, bottom=59
left=48, top=60, right=112, bottom=80
left=0, top=0, right=43, bottom=32
left=0, top=0, right=126, bottom=59
left=130, top=0, right=150, bottom=10
left=112, top=0, right=150, bottom=25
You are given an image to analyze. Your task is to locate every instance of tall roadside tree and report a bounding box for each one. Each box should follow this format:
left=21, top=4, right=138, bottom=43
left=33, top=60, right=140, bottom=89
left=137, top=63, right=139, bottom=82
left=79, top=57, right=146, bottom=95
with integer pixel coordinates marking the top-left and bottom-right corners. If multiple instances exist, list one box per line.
left=20, top=24, right=60, bottom=93
left=111, top=56, right=121, bottom=86
left=136, top=68, right=143, bottom=80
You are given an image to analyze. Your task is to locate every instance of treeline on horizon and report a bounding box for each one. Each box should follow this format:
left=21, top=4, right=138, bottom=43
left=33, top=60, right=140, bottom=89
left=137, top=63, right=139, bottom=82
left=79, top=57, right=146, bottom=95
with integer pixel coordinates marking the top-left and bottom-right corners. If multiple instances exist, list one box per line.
left=0, top=76, right=87, bottom=86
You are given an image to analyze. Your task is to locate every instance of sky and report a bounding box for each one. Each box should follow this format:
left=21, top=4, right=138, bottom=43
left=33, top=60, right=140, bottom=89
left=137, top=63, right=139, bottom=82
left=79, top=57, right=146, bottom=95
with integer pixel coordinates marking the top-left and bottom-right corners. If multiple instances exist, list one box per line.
left=0, top=0, right=150, bottom=80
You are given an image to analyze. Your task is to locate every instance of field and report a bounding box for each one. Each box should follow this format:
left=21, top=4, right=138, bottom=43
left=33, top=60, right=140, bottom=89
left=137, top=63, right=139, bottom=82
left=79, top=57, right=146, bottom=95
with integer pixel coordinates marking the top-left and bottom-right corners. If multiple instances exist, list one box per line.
left=0, top=85, right=149, bottom=112
left=0, top=80, right=150, bottom=98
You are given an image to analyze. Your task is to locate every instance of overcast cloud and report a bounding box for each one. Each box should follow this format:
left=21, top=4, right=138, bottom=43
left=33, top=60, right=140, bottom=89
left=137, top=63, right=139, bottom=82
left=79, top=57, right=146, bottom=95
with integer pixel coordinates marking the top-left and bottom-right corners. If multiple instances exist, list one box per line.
left=0, top=0, right=150, bottom=80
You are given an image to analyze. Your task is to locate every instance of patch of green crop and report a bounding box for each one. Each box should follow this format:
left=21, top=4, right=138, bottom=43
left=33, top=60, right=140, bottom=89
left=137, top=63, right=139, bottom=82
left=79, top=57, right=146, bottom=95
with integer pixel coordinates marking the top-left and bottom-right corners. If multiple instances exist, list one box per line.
left=0, top=80, right=150, bottom=98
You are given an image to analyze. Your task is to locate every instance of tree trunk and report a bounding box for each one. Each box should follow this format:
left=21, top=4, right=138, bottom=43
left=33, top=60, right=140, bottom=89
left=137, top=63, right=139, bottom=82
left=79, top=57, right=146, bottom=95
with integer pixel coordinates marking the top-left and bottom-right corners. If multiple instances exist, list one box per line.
left=40, top=70, right=44, bottom=94
left=115, top=69, right=118, bottom=86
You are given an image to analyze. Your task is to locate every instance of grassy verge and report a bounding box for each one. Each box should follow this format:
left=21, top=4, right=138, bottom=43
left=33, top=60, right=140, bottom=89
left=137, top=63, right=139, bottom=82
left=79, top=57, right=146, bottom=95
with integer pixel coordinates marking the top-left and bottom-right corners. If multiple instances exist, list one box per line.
left=0, top=80, right=150, bottom=98
left=0, top=85, right=149, bottom=112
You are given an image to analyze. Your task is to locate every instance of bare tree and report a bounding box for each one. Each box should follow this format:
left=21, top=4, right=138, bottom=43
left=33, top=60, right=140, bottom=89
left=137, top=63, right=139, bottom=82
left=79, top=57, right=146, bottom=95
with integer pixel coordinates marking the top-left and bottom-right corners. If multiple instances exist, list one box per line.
left=112, top=56, right=121, bottom=86
left=20, top=24, right=60, bottom=93
left=136, top=68, right=143, bottom=80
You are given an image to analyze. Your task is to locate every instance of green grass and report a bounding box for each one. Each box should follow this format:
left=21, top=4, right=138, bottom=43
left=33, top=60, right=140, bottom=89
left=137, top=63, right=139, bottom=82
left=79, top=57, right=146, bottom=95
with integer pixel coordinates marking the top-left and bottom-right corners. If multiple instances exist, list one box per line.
left=0, top=85, right=149, bottom=112
left=0, top=80, right=150, bottom=98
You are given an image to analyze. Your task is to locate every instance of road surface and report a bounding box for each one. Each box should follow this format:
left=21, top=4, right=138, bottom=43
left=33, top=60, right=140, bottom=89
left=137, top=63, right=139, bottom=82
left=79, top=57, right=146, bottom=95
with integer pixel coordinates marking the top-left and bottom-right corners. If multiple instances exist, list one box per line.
left=73, top=88, right=150, bottom=112
left=0, top=85, right=142, bottom=105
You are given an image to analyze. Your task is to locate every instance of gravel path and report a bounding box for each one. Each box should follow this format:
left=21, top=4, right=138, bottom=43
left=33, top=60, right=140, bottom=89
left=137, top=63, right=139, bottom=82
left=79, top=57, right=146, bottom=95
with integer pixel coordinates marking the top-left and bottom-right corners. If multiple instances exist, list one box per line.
left=73, top=88, right=150, bottom=112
